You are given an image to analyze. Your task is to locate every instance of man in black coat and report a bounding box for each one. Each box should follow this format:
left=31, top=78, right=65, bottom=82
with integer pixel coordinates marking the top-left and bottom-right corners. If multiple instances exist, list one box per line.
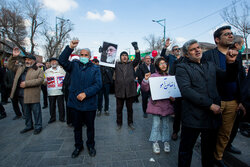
left=114, top=42, right=140, bottom=130
left=0, top=61, right=10, bottom=104
left=176, top=39, right=238, bottom=167
left=202, top=26, right=246, bottom=166
left=136, top=55, right=155, bottom=118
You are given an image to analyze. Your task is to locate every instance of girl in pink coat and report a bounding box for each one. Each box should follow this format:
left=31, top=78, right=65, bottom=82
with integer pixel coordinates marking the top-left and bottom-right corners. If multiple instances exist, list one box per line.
left=141, top=57, right=175, bottom=154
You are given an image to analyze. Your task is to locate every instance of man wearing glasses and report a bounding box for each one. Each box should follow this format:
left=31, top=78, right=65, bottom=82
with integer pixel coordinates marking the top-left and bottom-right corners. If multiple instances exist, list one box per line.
left=160, top=39, right=181, bottom=72
left=160, top=39, right=183, bottom=141
left=136, top=55, right=155, bottom=118
left=203, top=26, right=246, bottom=167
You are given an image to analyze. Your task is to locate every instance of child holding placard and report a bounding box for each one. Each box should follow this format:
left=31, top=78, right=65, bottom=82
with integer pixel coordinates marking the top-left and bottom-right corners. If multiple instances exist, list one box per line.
left=141, top=57, right=175, bottom=154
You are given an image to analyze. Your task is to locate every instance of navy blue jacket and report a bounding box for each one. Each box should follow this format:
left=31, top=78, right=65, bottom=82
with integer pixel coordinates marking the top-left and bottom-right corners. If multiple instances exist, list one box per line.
left=160, top=48, right=177, bottom=71
left=59, top=46, right=102, bottom=112
left=203, top=48, right=246, bottom=102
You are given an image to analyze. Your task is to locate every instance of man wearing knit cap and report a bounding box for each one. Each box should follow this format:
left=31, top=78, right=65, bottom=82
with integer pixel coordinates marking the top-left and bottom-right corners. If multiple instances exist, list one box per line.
left=114, top=42, right=141, bottom=130
left=59, top=40, right=102, bottom=158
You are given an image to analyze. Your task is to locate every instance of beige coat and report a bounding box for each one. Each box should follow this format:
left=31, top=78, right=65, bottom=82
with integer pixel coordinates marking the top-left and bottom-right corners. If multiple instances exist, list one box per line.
left=8, top=56, right=44, bottom=104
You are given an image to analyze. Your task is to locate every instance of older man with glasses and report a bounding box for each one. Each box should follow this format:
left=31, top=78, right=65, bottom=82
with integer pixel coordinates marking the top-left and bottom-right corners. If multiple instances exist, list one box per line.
left=160, top=38, right=181, bottom=72
left=160, top=39, right=184, bottom=141
left=136, top=55, right=155, bottom=118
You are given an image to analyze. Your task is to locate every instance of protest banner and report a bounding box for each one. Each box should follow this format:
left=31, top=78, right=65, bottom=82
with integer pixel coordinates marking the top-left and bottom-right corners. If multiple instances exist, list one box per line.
left=149, top=76, right=181, bottom=100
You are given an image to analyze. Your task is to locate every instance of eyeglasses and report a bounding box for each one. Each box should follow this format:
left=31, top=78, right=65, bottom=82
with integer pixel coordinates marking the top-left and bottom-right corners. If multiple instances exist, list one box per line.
left=159, top=62, right=167, bottom=66
left=173, top=48, right=181, bottom=51
left=222, top=32, right=233, bottom=36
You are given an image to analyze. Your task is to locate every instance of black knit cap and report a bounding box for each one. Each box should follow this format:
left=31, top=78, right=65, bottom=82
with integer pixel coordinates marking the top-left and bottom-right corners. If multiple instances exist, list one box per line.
left=120, top=51, right=128, bottom=59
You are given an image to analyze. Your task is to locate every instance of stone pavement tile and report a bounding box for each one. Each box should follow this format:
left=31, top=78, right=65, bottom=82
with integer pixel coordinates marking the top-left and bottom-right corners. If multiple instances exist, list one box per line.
left=142, top=159, right=161, bottom=167
left=225, top=133, right=250, bottom=166
left=190, top=150, right=202, bottom=167
left=81, top=161, right=96, bottom=167
left=57, top=141, right=75, bottom=156
left=66, top=156, right=84, bottom=165
left=135, top=150, right=168, bottom=160
left=130, top=143, right=152, bottom=151
left=84, top=152, right=112, bottom=163
left=22, top=144, right=61, bottom=152
left=16, top=152, right=45, bottom=167
left=58, top=127, right=74, bottom=138
left=112, top=160, right=128, bottom=167
left=0, top=152, right=31, bottom=167
left=43, top=151, right=59, bottom=158
left=63, top=137, right=75, bottom=142
left=94, top=145, right=114, bottom=154
left=37, top=157, right=76, bottom=167
left=67, top=165, right=87, bottom=167
left=157, top=157, right=178, bottom=167
left=96, top=162, right=112, bottom=167
left=127, top=160, right=144, bottom=167
left=30, top=138, right=64, bottom=145
left=111, top=151, right=137, bottom=161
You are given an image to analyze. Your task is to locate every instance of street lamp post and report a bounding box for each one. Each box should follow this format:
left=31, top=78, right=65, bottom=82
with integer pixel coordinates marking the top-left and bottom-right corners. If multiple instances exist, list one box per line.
left=152, top=18, right=166, bottom=42
left=55, top=17, right=70, bottom=57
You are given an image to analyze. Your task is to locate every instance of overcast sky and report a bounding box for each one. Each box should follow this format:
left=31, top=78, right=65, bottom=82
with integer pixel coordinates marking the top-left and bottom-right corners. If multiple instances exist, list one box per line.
left=23, top=0, right=250, bottom=58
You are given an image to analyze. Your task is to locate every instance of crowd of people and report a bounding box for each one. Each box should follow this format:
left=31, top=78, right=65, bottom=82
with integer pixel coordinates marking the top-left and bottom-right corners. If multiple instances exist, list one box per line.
left=0, top=25, right=249, bottom=167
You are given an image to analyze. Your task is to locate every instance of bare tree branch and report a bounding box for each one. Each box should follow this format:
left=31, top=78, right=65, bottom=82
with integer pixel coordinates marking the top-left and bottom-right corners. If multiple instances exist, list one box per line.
left=43, top=18, right=72, bottom=59
left=221, top=0, right=250, bottom=62
left=0, top=1, right=28, bottom=55
left=19, top=0, right=44, bottom=55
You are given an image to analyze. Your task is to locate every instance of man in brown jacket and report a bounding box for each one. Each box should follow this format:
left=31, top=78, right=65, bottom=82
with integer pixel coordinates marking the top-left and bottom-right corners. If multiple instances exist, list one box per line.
left=8, top=48, right=44, bottom=135
left=114, top=42, right=140, bottom=130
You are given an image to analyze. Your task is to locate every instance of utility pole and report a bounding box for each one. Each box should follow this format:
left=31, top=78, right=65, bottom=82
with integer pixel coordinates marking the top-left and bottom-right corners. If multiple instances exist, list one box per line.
left=152, top=18, right=166, bottom=43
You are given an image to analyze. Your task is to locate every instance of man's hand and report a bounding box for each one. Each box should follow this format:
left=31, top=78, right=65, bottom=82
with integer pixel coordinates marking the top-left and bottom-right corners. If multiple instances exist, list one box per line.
left=20, top=82, right=26, bottom=88
left=210, top=104, right=221, bottom=114
left=169, top=96, right=175, bottom=102
left=77, top=92, right=86, bottom=101
left=226, top=49, right=238, bottom=63
left=164, top=38, right=171, bottom=48
left=237, top=103, right=246, bottom=116
left=69, top=39, right=79, bottom=49
left=144, top=72, right=151, bottom=80
left=13, top=47, right=20, bottom=57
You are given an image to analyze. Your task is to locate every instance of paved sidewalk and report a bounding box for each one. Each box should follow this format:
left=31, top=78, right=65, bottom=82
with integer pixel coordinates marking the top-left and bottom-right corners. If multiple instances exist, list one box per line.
left=0, top=94, right=218, bottom=167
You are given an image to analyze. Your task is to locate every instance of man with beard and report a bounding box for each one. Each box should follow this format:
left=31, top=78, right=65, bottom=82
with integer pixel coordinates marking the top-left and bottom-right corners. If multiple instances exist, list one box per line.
left=8, top=48, right=44, bottom=135
left=203, top=26, right=246, bottom=167
left=114, top=42, right=141, bottom=130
